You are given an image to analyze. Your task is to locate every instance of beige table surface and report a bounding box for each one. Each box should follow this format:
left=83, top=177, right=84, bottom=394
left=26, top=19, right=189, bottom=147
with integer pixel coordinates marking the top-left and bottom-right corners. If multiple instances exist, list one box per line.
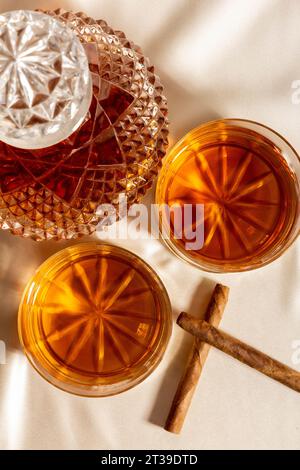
left=0, top=0, right=299, bottom=450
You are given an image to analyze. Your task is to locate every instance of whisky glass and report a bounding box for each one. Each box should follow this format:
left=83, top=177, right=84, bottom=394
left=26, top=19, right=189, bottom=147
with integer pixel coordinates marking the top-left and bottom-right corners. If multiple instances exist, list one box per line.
left=18, top=243, right=172, bottom=396
left=156, top=119, right=300, bottom=272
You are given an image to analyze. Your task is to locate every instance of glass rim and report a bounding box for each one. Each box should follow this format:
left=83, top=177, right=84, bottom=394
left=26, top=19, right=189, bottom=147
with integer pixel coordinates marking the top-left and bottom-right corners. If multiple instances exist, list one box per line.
left=156, top=118, right=300, bottom=273
left=172, top=118, right=300, bottom=164
left=18, top=242, right=172, bottom=397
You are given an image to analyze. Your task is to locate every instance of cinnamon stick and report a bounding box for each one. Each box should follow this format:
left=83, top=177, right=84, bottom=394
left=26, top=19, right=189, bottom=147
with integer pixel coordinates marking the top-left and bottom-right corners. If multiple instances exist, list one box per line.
left=177, top=314, right=300, bottom=394
left=165, top=284, right=229, bottom=434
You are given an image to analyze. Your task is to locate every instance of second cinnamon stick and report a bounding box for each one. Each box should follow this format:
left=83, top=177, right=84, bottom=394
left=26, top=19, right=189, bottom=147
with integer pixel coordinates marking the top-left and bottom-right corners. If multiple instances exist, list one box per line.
left=177, top=313, right=300, bottom=394
left=164, top=284, right=229, bottom=433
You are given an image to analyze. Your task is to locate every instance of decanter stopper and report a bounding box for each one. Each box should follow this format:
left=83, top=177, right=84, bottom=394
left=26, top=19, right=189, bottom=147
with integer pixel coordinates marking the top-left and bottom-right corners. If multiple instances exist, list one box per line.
left=0, top=10, right=92, bottom=149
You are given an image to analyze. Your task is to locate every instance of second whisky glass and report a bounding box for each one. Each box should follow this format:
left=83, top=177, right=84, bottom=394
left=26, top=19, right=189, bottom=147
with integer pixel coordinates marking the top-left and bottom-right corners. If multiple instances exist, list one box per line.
left=156, top=119, right=300, bottom=272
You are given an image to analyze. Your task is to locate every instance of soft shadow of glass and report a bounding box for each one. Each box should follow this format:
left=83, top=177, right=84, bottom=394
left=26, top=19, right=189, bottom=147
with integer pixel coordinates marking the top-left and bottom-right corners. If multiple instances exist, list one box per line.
left=148, top=277, right=216, bottom=428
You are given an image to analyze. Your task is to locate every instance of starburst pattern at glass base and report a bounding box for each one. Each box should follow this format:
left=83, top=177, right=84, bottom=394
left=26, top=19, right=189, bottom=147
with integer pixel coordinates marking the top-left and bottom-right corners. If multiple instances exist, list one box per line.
left=0, top=10, right=91, bottom=149
left=157, top=120, right=299, bottom=272
left=18, top=244, right=172, bottom=396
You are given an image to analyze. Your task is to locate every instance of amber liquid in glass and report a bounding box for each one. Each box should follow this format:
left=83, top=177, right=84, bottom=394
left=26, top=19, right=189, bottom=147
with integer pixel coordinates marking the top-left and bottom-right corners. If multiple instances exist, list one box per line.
left=19, top=245, right=169, bottom=394
left=159, top=125, right=299, bottom=269
left=41, top=255, right=160, bottom=376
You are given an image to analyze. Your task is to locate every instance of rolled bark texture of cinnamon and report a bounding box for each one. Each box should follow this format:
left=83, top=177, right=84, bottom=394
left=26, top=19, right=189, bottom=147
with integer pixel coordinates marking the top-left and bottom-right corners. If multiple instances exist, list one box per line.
left=165, top=283, right=230, bottom=434
left=177, top=314, right=300, bottom=394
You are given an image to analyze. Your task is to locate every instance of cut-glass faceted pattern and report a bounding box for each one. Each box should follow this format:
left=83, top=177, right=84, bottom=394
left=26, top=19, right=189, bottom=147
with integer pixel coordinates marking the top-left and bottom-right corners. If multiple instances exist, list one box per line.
left=0, top=9, right=168, bottom=240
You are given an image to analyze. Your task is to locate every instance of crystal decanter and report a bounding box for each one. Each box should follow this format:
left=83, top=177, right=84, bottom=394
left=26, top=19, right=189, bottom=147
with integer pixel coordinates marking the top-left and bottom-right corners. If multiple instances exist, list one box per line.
left=0, top=10, right=168, bottom=240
